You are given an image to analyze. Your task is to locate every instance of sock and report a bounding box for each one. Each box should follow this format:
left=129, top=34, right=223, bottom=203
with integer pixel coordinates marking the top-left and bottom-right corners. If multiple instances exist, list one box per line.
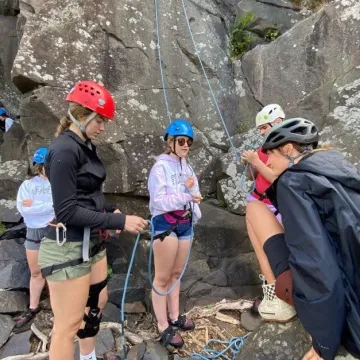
left=80, top=349, right=96, bottom=360
left=169, top=316, right=179, bottom=324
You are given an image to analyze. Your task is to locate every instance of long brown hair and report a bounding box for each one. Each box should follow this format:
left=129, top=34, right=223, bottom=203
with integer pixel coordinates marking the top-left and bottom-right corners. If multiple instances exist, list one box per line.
left=55, top=102, right=93, bottom=137
left=27, top=163, right=44, bottom=179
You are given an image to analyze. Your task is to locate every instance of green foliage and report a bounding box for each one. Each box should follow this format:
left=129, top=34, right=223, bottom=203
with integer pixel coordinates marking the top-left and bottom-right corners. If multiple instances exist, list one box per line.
left=107, top=264, right=113, bottom=278
left=229, top=12, right=256, bottom=60
left=264, top=28, right=280, bottom=42
left=0, top=222, right=6, bottom=236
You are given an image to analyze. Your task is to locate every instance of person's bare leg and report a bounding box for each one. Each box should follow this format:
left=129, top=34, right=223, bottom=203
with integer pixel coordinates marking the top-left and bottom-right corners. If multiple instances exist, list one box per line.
left=167, top=239, right=191, bottom=321
left=26, top=249, right=46, bottom=308
left=246, top=201, right=284, bottom=254
left=246, top=201, right=296, bottom=322
left=152, top=236, right=178, bottom=332
left=47, top=274, right=91, bottom=360
left=246, top=208, right=276, bottom=283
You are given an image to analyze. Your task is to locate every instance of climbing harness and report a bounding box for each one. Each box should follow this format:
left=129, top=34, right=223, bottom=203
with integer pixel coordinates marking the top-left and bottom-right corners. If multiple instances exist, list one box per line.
left=149, top=214, right=194, bottom=296
left=152, top=210, right=192, bottom=242
left=40, top=222, right=107, bottom=278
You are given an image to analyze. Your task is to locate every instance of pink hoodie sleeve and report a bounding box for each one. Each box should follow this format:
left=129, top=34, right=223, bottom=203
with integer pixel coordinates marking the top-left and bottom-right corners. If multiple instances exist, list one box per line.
left=186, top=164, right=201, bottom=197
left=148, top=163, right=193, bottom=212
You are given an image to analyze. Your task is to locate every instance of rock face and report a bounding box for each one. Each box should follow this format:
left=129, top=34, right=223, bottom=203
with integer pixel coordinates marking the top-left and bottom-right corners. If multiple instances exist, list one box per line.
left=0, top=160, right=28, bottom=199
left=0, top=3, right=360, bottom=352
left=237, top=319, right=311, bottom=359
left=0, top=239, right=30, bottom=289
left=237, top=318, right=357, bottom=360
left=0, top=5, right=21, bottom=116
left=10, top=0, right=240, bottom=197
left=0, top=290, right=28, bottom=314
left=0, top=314, right=15, bottom=348
left=1, top=0, right=358, bottom=209
left=241, top=0, right=360, bottom=164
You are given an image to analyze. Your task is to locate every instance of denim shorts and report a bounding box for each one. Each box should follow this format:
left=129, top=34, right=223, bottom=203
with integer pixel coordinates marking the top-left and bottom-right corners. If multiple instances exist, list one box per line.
left=152, top=214, right=193, bottom=240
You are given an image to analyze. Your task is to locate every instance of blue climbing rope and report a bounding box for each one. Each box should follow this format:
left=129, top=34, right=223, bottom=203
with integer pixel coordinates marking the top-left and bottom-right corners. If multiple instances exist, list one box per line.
left=155, top=0, right=257, bottom=195
left=239, top=162, right=256, bottom=195
left=179, top=0, right=240, bottom=164
left=120, top=227, right=143, bottom=359
left=190, top=335, right=249, bottom=360
left=154, top=0, right=172, bottom=124
left=179, top=0, right=260, bottom=196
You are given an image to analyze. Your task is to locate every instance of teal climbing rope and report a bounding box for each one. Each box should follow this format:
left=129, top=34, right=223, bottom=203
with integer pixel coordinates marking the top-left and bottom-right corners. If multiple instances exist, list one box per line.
left=179, top=0, right=240, bottom=164
left=190, top=335, right=249, bottom=360
left=154, top=0, right=172, bottom=124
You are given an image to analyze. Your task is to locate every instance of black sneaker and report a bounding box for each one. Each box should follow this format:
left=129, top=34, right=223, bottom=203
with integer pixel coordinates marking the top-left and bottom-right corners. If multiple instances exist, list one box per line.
left=15, top=306, right=41, bottom=328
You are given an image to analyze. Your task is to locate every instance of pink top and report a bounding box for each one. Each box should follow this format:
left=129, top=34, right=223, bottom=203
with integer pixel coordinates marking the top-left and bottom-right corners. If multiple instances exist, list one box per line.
left=251, top=147, right=272, bottom=205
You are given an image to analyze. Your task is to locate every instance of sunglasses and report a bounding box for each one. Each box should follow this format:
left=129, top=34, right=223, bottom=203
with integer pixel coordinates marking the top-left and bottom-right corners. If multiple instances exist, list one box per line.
left=176, top=137, right=193, bottom=147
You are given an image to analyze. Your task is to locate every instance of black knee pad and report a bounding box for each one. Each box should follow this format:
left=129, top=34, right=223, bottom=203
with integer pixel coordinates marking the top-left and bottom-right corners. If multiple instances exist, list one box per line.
left=77, top=278, right=108, bottom=339
left=86, top=277, right=108, bottom=308
left=77, top=308, right=102, bottom=339
left=263, top=233, right=290, bottom=278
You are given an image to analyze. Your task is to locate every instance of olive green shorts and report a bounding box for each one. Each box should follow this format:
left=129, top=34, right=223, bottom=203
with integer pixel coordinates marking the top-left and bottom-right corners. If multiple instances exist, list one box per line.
left=38, top=237, right=106, bottom=282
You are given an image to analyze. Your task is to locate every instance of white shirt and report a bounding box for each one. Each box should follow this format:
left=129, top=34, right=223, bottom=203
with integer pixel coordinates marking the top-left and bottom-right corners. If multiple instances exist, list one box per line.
left=16, top=176, right=55, bottom=228
left=5, top=118, right=14, bottom=132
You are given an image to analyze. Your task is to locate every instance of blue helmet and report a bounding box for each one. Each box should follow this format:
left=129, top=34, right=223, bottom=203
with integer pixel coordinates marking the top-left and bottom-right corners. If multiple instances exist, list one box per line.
left=0, top=108, right=7, bottom=116
left=32, top=147, right=48, bottom=165
left=164, top=119, right=194, bottom=141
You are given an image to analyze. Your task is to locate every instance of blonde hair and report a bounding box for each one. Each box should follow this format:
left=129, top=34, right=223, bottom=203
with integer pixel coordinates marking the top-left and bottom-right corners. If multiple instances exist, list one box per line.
left=164, top=135, right=174, bottom=155
left=55, top=102, right=93, bottom=137
left=312, top=144, right=333, bottom=152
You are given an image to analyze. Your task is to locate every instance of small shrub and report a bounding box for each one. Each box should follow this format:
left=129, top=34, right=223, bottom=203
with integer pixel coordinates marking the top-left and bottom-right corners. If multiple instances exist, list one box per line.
left=0, top=222, right=6, bottom=236
left=230, top=12, right=256, bottom=60
left=107, top=264, right=113, bottom=278
left=264, top=28, right=281, bottom=42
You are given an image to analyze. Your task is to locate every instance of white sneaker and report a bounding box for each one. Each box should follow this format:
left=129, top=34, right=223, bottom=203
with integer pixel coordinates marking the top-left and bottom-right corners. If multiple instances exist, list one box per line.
left=258, top=274, right=297, bottom=322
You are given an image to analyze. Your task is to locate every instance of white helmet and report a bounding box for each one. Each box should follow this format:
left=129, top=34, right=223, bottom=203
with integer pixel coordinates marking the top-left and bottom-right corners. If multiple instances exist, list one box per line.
left=255, top=104, right=285, bottom=127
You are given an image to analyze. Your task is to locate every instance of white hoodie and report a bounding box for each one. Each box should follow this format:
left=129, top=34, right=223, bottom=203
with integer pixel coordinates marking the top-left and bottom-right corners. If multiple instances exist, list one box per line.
left=148, top=154, right=202, bottom=223
left=16, top=176, right=55, bottom=228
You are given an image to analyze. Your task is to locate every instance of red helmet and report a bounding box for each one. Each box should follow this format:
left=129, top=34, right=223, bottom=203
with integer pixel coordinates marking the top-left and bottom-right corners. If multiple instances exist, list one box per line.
left=66, top=80, right=115, bottom=120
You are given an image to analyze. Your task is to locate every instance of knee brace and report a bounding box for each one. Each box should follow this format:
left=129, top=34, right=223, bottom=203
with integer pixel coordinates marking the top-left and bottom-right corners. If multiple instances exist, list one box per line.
left=77, top=278, right=107, bottom=339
